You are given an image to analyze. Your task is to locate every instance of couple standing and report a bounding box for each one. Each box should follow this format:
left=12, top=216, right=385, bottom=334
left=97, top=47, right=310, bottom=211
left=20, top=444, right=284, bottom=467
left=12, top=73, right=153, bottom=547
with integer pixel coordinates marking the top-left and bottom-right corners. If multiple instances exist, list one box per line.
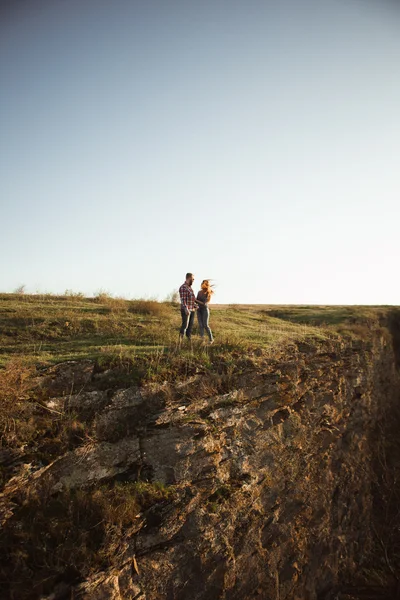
left=179, top=273, right=214, bottom=344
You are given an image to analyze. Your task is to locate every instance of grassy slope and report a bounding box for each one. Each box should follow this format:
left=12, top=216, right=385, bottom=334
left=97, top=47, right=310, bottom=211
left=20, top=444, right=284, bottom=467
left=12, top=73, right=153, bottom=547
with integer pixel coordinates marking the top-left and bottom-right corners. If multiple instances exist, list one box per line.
left=0, top=293, right=391, bottom=368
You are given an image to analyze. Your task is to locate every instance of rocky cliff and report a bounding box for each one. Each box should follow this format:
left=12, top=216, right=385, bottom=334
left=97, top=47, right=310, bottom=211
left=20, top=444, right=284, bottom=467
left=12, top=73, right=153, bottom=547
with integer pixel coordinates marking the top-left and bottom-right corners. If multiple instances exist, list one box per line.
left=1, top=321, right=400, bottom=600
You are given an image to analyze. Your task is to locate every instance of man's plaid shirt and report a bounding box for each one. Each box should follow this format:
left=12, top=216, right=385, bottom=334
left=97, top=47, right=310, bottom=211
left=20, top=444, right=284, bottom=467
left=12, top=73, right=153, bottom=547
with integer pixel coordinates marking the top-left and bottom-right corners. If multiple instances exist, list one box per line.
left=179, top=282, right=196, bottom=312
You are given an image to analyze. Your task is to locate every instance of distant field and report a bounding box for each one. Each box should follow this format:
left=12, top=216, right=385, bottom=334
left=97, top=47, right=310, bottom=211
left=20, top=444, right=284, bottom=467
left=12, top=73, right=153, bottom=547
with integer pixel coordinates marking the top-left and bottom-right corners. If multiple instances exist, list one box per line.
left=0, top=293, right=394, bottom=368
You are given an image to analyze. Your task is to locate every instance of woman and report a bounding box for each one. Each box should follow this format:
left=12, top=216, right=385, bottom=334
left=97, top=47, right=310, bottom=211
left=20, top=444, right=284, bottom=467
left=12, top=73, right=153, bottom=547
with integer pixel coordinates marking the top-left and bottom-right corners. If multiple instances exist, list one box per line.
left=196, top=280, right=214, bottom=343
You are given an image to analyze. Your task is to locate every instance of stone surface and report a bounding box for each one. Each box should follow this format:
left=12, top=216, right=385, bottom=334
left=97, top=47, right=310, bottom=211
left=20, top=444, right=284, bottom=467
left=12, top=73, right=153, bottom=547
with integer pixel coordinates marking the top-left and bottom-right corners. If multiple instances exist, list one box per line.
left=39, top=438, right=142, bottom=491
left=3, top=333, right=400, bottom=600
left=46, top=390, right=109, bottom=417
left=40, top=360, right=95, bottom=396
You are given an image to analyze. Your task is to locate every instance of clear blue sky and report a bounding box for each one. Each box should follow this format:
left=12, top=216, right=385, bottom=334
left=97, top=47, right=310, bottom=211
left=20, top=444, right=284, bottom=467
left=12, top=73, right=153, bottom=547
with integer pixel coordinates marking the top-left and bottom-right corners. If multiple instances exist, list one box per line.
left=1, top=0, right=399, bottom=304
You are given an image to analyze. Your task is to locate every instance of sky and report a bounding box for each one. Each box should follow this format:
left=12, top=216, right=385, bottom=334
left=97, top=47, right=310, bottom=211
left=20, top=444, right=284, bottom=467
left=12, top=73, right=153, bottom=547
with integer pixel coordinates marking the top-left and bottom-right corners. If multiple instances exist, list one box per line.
left=1, top=0, right=400, bottom=304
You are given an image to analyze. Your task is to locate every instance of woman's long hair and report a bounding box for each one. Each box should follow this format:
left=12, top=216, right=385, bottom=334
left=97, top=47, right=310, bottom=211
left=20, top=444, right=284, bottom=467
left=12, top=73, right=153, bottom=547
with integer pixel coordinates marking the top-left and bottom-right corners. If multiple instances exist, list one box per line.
left=201, top=280, right=214, bottom=302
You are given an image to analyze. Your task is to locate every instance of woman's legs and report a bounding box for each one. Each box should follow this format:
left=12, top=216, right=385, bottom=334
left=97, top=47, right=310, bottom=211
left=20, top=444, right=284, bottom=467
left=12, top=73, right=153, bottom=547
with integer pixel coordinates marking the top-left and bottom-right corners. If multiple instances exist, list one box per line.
left=203, top=308, right=213, bottom=342
left=197, top=309, right=205, bottom=337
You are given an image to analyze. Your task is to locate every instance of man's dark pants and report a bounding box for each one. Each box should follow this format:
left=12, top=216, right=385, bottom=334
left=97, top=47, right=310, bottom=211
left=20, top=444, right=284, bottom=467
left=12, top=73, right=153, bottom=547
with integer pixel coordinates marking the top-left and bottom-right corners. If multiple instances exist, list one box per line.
left=180, top=308, right=195, bottom=338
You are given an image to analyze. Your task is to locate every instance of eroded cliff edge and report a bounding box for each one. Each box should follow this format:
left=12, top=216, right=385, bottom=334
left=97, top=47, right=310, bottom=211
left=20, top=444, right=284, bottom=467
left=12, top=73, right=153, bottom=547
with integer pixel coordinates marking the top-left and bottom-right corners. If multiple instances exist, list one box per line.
left=2, top=316, right=400, bottom=600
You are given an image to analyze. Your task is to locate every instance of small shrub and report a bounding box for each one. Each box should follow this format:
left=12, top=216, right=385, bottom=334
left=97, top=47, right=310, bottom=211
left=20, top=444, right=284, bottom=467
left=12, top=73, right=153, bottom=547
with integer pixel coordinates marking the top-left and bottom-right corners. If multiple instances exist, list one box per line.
left=64, top=289, right=85, bottom=300
left=131, top=480, right=175, bottom=506
left=94, top=291, right=128, bottom=313
left=14, top=284, right=26, bottom=294
left=164, top=289, right=180, bottom=304
left=129, top=299, right=171, bottom=317
left=94, top=290, right=113, bottom=304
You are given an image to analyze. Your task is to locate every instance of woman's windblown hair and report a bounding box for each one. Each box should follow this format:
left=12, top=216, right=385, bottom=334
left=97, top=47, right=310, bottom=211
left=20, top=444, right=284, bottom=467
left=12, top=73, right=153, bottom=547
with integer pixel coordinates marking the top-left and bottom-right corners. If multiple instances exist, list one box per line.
left=201, top=280, right=214, bottom=302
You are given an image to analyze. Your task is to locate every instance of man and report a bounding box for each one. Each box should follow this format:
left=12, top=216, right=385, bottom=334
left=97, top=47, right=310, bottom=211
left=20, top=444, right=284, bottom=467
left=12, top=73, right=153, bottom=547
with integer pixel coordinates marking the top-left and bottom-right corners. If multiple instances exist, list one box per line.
left=179, top=273, right=197, bottom=341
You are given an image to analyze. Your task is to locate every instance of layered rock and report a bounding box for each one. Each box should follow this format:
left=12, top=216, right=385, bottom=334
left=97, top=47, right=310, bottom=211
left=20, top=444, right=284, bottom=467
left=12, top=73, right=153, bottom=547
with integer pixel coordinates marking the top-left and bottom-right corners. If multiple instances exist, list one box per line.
left=3, top=332, right=400, bottom=600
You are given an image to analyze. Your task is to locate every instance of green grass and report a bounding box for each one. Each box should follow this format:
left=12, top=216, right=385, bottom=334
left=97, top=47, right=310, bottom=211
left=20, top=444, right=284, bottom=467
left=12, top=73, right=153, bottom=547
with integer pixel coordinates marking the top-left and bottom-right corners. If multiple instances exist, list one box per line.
left=0, top=293, right=383, bottom=369
left=1, top=293, right=395, bottom=367
left=1, top=292, right=395, bottom=400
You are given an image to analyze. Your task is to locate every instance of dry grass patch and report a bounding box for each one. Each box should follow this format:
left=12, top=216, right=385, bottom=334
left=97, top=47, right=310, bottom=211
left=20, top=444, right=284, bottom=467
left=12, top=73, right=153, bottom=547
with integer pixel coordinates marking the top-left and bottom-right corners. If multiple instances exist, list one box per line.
left=94, top=292, right=129, bottom=313
left=0, top=481, right=175, bottom=599
left=0, top=359, right=36, bottom=447
left=128, top=299, right=171, bottom=317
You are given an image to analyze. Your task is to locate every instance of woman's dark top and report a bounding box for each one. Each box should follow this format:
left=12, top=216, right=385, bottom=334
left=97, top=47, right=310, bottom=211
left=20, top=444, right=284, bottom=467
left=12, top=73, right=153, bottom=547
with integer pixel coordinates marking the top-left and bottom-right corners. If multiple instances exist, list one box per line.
left=197, top=291, right=209, bottom=308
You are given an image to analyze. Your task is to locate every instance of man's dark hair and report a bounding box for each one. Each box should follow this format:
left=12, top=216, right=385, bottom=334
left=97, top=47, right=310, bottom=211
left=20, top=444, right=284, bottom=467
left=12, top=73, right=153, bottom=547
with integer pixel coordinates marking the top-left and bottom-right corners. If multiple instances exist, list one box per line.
left=186, top=273, right=193, bottom=279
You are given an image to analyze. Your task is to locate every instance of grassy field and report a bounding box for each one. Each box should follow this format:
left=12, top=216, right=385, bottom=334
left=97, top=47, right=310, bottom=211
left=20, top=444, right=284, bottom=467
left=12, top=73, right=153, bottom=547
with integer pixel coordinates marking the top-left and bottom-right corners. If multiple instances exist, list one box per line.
left=0, top=292, right=392, bottom=369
